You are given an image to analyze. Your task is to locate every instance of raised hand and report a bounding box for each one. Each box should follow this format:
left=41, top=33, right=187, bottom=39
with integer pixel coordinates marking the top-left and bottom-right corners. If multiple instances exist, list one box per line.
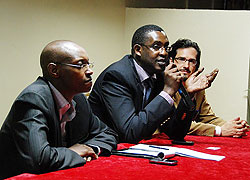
left=163, top=62, right=187, bottom=97
left=185, top=68, right=219, bottom=94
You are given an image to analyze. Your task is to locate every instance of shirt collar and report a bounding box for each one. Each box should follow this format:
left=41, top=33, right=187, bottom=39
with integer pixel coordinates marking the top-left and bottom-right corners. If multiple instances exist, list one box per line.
left=48, top=82, right=76, bottom=121
left=133, top=58, right=156, bottom=83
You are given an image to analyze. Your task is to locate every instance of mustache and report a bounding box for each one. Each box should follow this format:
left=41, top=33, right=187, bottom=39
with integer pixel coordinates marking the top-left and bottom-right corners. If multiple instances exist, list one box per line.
left=180, top=68, right=191, bottom=73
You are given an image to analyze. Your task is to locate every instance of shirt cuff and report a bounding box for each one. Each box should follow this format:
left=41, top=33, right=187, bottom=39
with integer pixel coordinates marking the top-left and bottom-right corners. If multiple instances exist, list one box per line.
left=159, top=91, right=174, bottom=106
left=214, top=126, right=222, bottom=136
left=87, top=144, right=101, bottom=155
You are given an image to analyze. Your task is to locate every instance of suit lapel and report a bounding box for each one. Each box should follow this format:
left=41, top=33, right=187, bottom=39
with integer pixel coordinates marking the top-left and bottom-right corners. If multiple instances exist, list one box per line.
left=37, top=77, right=63, bottom=147
left=127, top=56, right=144, bottom=109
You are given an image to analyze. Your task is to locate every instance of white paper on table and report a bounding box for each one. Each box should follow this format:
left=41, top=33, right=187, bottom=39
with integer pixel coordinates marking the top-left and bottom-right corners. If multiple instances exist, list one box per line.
left=116, top=148, right=165, bottom=158
left=131, top=144, right=225, bottom=161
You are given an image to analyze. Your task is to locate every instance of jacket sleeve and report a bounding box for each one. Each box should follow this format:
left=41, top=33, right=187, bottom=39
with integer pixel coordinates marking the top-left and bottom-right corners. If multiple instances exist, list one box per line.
left=11, top=94, right=86, bottom=174
left=83, top=114, right=118, bottom=156
left=72, top=94, right=118, bottom=156
left=100, top=71, right=175, bottom=143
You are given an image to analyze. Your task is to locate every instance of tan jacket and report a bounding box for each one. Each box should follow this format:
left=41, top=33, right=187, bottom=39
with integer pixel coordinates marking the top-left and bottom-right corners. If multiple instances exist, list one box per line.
left=173, top=90, right=226, bottom=136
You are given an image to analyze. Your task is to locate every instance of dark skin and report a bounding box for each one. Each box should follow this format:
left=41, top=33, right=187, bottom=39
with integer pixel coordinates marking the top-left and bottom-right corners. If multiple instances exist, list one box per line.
left=40, top=40, right=97, bottom=161
left=133, top=31, right=186, bottom=97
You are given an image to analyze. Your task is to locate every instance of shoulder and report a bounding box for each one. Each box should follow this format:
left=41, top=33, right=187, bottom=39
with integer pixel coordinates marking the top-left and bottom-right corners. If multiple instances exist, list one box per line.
left=73, top=93, right=88, bottom=106
left=16, top=77, right=54, bottom=110
left=105, top=55, right=135, bottom=74
left=95, top=55, right=138, bottom=86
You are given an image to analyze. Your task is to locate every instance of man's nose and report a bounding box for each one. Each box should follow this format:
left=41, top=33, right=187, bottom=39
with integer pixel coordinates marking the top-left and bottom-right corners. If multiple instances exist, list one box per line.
left=159, top=47, right=168, bottom=56
left=183, top=60, right=190, bottom=67
left=86, top=68, right=94, bottom=75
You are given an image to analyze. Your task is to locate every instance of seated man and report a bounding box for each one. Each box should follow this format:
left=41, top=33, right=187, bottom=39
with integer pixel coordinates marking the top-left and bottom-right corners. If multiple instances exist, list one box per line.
left=89, top=24, right=197, bottom=143
left=168, top=38, right=249, bottom=137
left=0, top=40, right=118, bottom=179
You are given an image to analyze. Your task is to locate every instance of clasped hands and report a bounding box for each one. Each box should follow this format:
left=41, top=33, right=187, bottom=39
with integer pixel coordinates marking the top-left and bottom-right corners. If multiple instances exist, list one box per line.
left=221, top=117, right=249, bottom=138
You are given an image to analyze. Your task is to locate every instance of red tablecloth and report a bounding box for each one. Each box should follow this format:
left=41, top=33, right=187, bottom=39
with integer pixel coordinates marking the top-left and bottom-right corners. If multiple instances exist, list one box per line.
left=6, top=133, right=250, bottom=180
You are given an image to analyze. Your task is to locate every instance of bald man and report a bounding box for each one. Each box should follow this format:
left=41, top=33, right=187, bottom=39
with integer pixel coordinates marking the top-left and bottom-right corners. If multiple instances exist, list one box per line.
left=0, top=40, right=117, bottom=179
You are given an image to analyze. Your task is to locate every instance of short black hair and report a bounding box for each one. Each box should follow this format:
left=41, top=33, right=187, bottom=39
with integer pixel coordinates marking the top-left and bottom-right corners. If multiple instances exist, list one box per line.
left=169, top=38, right=201, bottom=70
left=131, top=24, right=165, bottom=55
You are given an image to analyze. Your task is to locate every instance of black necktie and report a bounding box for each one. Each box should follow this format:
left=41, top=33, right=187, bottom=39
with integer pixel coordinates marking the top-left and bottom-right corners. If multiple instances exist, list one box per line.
left=143, top=77, right=154, bottom=107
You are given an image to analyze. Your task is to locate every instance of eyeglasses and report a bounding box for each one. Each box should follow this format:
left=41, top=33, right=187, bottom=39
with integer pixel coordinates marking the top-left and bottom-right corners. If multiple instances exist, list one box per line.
left=55, top=62, right=94, bottom=69
left=141, top=44, right=172, bottom=53
left=174, top=57, right=197, bottom=66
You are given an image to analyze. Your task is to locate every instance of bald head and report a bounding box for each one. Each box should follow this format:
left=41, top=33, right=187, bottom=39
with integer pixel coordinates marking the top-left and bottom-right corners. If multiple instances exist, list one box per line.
left=40, top=40, right=87, bottom=78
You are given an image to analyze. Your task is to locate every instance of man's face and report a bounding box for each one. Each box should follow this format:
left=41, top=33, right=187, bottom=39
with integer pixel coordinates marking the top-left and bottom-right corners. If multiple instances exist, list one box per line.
left=171, top=47, right=198, bottom=78
left=138, top=31, right=169, bottom=75
left=58, top=45, right=94, bottom=94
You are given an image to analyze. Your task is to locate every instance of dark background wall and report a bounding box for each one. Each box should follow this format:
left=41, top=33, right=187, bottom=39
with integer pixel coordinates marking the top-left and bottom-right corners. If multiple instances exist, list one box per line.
left=126, top=0, right=250, bottom=10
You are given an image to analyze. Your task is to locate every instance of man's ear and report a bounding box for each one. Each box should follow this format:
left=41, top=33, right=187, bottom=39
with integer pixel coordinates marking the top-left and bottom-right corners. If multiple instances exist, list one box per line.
left=133, top=44, right=142, bottom=57
left=47, top=63, right=60, bottom=78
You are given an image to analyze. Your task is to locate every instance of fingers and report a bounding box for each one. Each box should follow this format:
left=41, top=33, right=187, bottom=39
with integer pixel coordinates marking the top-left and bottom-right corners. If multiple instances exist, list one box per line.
left=83, top=154, right=98, bottom=162
left=192, top=67, right=204, bottom=77
left=232, top=117, right=241, bottom=121
left=176, top=72, right=187, bottom=82
left=241, top=120, right=249, bottom=128
left=232, top=124, right=249, bottom=138
left=232, top=126, right=244, bottom=138
left=165, top=61, right=176, bottom=71
left=165, top=62, right=186, bottom=82
left=233, top=118, right=249, bottom=128
left=245, top=123, right=250, bottom=128
left=83, top=156, right=93, bottom=162
left=207, top=68, right=219, bottom=83
left=86, top=156, right=93, bottom=162
left=233, top=118, right=249, bottom=130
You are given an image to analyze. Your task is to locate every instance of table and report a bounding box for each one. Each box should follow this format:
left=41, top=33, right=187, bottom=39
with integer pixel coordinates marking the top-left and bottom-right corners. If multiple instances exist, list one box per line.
left=6, top=133, right=250, bottom=180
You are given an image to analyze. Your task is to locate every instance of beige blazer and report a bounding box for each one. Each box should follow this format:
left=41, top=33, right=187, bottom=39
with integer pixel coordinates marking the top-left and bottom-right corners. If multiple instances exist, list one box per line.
left=173, top=90, right=226, bottom=136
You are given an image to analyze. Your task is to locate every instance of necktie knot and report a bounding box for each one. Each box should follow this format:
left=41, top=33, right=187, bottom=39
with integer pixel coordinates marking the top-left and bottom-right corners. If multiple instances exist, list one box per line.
left=144, top=77, right=154, bottom=89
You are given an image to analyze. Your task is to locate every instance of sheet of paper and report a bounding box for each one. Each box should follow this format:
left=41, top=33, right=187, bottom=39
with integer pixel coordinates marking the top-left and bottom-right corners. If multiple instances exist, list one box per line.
left=131, top=144, right=225, bottom=161
left=115, top=148, right=165, bottom=158
left=113, top=145, right=176, bottom=159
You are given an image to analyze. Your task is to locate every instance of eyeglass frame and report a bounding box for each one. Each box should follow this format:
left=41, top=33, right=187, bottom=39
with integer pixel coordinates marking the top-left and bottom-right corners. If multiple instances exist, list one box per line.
left=140, top=43, right=172, bottom=53
left=54, top=62, right=94, bottom=69
left=174, top=57, right=197, bottom=66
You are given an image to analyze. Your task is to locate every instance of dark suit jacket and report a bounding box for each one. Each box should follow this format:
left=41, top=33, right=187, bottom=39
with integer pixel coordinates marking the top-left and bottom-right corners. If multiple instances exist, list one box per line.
left=0, top=77, right=117, bottom=179
left=89, top=55, right=193, bottom=143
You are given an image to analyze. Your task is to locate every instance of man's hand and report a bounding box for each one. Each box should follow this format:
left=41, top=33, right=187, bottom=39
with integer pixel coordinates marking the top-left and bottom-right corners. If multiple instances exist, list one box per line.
left=163, top=62, right=187, bottom=97
left=69, top=144, right=98, bottom=161
left=185, top=68, right=219, bottom=95
left=221, top=117, right=249, bottom=137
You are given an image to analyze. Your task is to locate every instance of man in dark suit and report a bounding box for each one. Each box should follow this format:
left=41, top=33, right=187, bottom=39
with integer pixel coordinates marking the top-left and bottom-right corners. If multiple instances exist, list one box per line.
left=89, top=24, right=196, bottom=143
left=0, top=40, right=117, bottom=179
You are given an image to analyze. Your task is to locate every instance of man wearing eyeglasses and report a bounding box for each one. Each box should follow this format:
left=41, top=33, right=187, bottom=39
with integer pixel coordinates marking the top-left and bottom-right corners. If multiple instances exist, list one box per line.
left=89, top=25, right=197, bottom=143
left=0, top=40, right=117, bottom=179
left=168, top=38, right=249, bottom=137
